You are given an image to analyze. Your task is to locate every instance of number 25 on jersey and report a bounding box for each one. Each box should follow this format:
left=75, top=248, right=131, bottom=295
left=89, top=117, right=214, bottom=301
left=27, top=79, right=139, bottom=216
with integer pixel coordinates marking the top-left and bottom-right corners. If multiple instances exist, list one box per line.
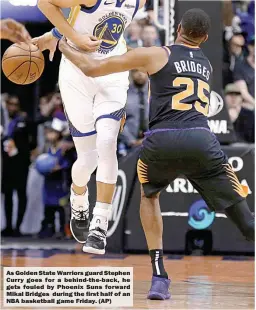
left=172, top=77, right=210, bottom=116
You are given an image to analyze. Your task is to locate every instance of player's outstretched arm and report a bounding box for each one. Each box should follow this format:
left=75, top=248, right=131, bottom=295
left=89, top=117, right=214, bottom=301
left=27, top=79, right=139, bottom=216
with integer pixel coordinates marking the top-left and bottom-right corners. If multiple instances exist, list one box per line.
left=37, top=0, right=100, bottom=52
left=59, top=38, right=169, bottom=77
left=0, top=19, right=31, bottom=43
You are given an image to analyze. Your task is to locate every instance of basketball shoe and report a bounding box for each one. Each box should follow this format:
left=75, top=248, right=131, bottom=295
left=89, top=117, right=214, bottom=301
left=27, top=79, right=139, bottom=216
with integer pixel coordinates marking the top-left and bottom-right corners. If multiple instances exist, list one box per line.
left=83, top=206, right=109, bottom=255
left=147, top=276, right=171, bottom=300
left=70, top=187, right=90, bottom=243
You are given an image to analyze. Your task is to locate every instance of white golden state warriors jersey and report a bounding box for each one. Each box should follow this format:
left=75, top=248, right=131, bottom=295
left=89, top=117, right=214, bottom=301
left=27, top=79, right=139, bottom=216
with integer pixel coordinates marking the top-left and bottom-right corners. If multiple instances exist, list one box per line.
left=67, top=0, right=139, bottom=59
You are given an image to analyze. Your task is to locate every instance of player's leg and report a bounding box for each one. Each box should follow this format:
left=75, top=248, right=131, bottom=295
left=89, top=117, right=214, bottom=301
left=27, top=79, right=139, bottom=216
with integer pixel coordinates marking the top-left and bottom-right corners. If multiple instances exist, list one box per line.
left=70, top=134, right=99, bottom=244
left=83, top=78, right=128, bottom=254
left=140, top=187, right=169, bottom=278
left=137, top=133, right=174, bottom=300
left=95, top=117, right=120, bottom=202
left=59, top=57, right=98, bottom=243
left=187, top=130, right=254, bottom=241
left=225, top=200, right=254, bottom=241
left=82, top=118, right=120, bottom=254
left=189, top=171, right=254, bottom=241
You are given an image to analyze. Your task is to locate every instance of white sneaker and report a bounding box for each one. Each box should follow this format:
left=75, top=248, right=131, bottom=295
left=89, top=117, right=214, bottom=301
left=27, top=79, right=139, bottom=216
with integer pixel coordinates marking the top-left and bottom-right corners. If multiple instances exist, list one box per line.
left=70, top=187, right=90, bottom=243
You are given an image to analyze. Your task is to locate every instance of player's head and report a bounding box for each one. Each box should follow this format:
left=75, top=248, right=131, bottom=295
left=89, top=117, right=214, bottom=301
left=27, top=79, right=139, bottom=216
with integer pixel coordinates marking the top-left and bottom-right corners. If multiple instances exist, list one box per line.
left=177, top=8, right=211, bottom=45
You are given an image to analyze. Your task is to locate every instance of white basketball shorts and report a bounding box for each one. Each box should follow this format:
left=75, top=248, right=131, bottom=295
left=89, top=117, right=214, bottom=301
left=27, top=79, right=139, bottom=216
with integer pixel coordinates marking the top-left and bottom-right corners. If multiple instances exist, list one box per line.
left=58, top=56, right=129, bottom=137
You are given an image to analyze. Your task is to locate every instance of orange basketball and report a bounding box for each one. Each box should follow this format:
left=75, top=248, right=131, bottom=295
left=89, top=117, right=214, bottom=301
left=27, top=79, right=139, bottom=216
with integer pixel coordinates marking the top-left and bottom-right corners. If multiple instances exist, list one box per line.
left=2, top=42, right=45, bottom=85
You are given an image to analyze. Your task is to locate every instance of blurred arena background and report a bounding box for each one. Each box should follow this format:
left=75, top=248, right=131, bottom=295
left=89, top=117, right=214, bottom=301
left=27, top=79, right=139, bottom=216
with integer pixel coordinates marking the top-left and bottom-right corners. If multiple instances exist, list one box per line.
left=0, top=1, right=255, bottom=308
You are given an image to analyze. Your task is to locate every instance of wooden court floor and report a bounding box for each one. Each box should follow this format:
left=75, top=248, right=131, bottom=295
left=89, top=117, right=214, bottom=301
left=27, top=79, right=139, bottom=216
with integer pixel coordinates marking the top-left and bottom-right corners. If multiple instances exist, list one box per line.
left=1, top=246, right=255, bottom=309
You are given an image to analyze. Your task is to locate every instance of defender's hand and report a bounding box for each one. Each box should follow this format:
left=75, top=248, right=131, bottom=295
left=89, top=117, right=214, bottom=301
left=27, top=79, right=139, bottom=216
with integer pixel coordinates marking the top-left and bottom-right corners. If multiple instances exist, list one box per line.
left=72, top=34, right=101, bottom=52
left=0, top=19, right=31, bottom=43
left=32, top=32, right=58, bottom=61
left=58, top=36, right=68, bottom=53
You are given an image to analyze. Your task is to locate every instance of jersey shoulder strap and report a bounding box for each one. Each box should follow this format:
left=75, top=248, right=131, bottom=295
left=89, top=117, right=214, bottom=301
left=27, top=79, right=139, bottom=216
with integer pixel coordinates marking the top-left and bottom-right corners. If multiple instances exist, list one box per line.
left=80, top=0, right=139, bottom=18
left=162, top=46, right=171, bottom=57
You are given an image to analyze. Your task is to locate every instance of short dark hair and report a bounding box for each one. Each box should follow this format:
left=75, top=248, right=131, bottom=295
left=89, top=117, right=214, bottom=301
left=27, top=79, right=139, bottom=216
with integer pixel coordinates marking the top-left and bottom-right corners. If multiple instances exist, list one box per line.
left=181, top=8, right=211, bottom=39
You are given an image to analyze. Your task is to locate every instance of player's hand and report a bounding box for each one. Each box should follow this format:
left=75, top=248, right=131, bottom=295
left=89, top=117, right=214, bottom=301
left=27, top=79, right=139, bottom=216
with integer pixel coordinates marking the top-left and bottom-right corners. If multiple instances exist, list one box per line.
left=71, top=34, right=101, bottom=52
left=32, top=32, right=58, bottom=61
left=0, top=19, right=31, bottom=43
left=58, top=36, right=67, bottom=52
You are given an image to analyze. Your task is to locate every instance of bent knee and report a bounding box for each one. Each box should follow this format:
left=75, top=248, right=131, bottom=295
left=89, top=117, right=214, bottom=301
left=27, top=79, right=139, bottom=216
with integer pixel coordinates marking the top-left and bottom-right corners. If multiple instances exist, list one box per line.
left=74, top=149, right=98, bottom=166
left=96, top=134, right=118, bottom=158
left=140, top=185, right=160, bottom=200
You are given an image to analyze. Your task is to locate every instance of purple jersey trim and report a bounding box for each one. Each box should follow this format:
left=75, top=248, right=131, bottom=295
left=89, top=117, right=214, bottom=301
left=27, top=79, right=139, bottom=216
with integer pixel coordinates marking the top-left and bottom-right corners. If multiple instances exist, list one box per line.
left=144, top=127, right=212, bottom=137
left=162, top=46, right=171, bottom=57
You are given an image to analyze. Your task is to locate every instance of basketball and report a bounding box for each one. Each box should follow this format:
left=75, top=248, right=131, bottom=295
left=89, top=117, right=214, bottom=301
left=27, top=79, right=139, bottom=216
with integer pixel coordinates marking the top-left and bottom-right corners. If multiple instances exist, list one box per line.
left=2, top=42, right=45, bottom=85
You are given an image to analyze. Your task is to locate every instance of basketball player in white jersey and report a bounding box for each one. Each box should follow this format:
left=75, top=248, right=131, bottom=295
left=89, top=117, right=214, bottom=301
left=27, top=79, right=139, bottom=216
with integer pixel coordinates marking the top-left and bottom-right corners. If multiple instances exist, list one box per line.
left=34, top=0, right=145, bottom=254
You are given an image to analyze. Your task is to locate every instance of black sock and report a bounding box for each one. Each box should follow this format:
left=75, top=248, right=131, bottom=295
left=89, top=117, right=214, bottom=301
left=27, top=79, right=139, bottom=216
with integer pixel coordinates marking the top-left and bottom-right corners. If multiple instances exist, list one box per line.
left=149, top=249, right=168, bottom=279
